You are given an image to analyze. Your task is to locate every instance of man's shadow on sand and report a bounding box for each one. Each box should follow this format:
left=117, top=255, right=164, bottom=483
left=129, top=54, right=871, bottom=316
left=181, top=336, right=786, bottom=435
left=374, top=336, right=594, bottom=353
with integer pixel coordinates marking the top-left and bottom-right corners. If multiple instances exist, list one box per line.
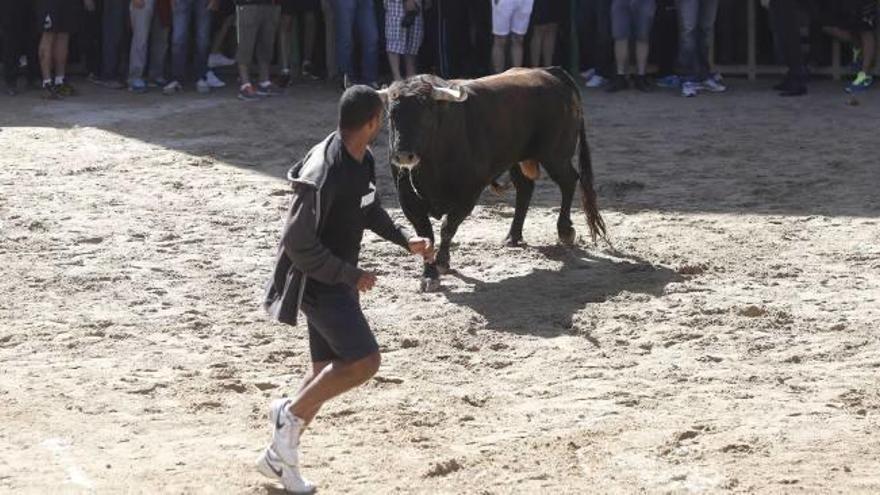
left=441, top=245, right=682, bottom=338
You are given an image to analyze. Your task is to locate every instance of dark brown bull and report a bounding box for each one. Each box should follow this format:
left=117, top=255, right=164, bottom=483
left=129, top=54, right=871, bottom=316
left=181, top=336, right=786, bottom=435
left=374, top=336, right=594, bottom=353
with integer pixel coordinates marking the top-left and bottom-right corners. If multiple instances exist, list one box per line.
left=380, top=67, right=606, bottom=291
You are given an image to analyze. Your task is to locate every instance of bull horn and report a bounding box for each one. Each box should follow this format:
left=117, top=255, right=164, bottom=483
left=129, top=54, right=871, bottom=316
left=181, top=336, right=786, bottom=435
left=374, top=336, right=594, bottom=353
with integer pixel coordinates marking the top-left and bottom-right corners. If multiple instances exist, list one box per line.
left=431, top=85, right=468, bottom=103
left=377, top=88, right=390, bottom=105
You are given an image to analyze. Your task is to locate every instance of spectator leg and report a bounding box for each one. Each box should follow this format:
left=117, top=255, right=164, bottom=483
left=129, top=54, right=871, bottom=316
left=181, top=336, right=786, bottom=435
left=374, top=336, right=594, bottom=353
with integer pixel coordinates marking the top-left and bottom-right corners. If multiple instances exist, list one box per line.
left=194, top=0, right=212, bottom=81
left=614, top=39, right=628, bottom=75
left=53, top=33, right=70, bottom=81
left=148, top=12, right=170, bottom=82
left=171, top=0, right=192, bottom=82
left=332, top=0, right=355, bottom=80
left=39, top=33, right=55, bottom=82
left=404, top=54, right=417, bottom=78
left=101, top=0, right=127, bottom=81
left=355, top=0, right=379, bottom=84
left=861, top=30, right=876, bottom=73
left=129, top=0, right=157, bottom=82
left=322, top=0, right=337, bottom=79
left=278, top=13, right=293, bottom=73
left=492, top=35, right=508, bottom=73
left=303, top=12, right=317, bottom=65
left=697, top=0, right=720, bottom=79
left=388, top=52, right=402, bottom=81
left=510, top=34, right=525, bottom=68
left=543, top=23, right=558, bottom=66
left=675, top=0, right=698, bottom=81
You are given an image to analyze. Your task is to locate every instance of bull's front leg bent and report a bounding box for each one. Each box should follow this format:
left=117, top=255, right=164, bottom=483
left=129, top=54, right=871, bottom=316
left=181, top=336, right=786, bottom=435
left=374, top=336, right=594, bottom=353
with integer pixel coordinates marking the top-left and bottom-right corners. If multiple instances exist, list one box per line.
left=435, top=202, right=477, bottom=276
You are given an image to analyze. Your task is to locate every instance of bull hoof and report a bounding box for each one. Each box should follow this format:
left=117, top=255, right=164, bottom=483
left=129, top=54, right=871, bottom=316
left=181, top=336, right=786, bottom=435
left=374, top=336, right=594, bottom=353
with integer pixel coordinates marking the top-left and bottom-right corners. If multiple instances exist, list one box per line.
left=503, top=235, right=524, bottom=247
left=420, top=277, right=442, bottom=293
left=558, top=228, right=576, bottom=247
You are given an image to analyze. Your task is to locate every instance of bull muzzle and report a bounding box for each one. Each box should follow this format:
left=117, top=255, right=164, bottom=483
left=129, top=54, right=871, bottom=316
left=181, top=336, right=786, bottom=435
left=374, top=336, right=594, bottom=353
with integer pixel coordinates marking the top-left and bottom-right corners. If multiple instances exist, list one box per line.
left=392, top=151, right=421, bottom=170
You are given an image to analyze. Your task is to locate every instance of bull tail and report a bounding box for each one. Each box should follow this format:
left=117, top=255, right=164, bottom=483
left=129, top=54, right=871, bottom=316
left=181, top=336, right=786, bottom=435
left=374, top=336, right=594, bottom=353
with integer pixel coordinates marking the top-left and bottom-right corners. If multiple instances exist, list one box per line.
left=577, top=118, right=606, bottom=243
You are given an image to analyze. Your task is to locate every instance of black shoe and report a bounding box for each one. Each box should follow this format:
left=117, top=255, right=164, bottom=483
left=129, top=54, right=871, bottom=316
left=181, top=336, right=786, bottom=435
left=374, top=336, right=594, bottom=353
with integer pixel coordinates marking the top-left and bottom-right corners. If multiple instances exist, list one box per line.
left=778, top=80, right=807, bottom=97
left=772, top=77, right=790, bottom=91
left=278, top=73, right=292, bottom=88
left=42, top=83, right=60, bottom=100
left=606, top=75, right=629, bottom=93
left=634, top=75, right=653, bottom=92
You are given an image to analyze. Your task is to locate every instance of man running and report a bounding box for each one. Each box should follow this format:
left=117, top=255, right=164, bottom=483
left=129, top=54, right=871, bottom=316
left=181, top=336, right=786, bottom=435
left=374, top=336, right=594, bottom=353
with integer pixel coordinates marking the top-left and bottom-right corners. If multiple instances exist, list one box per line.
left=259, top=85, right=433, bottom=493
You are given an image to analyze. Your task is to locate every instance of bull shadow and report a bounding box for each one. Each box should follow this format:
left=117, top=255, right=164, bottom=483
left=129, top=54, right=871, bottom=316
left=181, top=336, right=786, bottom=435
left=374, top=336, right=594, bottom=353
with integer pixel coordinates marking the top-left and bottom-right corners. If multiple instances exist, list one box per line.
left=442, top=245, right=681, bottom=337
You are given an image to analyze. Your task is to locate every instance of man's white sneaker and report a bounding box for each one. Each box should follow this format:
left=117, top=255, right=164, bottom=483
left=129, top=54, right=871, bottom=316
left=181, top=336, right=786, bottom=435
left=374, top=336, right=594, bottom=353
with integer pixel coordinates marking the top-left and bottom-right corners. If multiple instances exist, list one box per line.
left=196, top=78, right=211, bottom=94
left=282, top=463, right=316, bottom=495
left=206, top=70, right=226, bottom=88
left=269, top=398, right=304, bottom=467
left=256, top=446, right=317, bottom=495
left=256, top=446, right=285, bottom=480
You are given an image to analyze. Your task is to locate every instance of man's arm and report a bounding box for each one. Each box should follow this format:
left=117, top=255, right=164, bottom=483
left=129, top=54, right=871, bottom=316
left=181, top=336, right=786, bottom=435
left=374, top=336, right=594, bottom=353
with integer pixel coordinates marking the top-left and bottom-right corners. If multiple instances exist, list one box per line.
left=364, top=198, right=413, bottom=250
left=281, top=184, right=364, bottom=288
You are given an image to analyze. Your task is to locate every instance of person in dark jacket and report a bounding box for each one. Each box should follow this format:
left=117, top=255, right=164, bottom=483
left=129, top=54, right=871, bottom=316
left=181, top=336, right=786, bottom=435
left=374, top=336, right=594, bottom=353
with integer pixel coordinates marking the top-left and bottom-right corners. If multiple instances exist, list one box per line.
left=258, top=85, right=433, bottom=493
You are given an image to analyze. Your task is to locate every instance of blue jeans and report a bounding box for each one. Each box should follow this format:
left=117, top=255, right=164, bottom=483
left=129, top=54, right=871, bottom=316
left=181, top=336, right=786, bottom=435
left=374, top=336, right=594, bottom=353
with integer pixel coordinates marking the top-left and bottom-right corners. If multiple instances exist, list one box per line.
left=171, top=0, right=212, bottom=82
left=331, top=0, right=379, bottom=83
left=675, top=0, right=719, bottom=81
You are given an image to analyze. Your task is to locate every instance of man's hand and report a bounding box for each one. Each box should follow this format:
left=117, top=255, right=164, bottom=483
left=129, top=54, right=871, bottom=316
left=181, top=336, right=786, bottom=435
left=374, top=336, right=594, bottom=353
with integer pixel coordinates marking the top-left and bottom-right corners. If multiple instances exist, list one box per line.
left=132, top=0, right=146, bottom=9
left=408, top=237, right=434, bottom=261
left=356, top=272, right=377, bottom=292
left=84, top=0, right=97, bottom=12
left=208, top=0, right=219, bottom=11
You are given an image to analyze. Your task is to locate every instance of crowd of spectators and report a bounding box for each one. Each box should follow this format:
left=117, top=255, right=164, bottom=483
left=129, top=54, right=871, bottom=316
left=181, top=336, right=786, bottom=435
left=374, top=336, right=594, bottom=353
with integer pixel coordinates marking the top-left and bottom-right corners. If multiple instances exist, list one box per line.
left=1, top=0, right=877, bottom=101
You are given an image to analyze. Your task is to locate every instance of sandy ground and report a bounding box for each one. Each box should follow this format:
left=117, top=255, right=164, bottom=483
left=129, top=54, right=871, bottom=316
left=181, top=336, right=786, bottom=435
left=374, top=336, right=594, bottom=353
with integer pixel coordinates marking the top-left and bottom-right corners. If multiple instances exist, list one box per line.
left=1, top=78, right=879, bottom=494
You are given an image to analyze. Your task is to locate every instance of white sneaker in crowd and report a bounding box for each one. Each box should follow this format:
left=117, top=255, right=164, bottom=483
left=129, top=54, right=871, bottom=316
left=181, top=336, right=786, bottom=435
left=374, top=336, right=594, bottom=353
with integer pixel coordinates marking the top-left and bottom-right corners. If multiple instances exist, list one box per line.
left=701, top=77, right=727, bottom=93
left=162, top=80, right=183, bottom=95
left=208, top=53, right=236, bottom=68
left=681, top=81, right=700, bottom=97
left=585, top=74, right=607, bottom=88
left=196, top=78, right=211, bottom=94
left=206, top=70, right=226, bottom=88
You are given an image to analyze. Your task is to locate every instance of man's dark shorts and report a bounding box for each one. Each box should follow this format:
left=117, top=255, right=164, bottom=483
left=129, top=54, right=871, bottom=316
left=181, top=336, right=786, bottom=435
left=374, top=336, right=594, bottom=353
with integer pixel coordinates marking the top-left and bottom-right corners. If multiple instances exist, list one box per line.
left=301, top=280, right=378, bottom=363
left=281, top=0, right=321, bottom=16
left=36, top=0, right=81, bottom=34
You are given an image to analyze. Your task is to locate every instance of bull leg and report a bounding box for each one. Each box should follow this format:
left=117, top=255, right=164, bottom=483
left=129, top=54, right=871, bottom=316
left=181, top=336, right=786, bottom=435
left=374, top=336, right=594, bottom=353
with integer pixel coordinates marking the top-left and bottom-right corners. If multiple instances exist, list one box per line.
left=435, top=202, right=477, bottom=275
left=395, top=168, right=439, bottom=291
left=544, top=161, right=578, bottom=246
left=504, top=164, right=535, bottom=247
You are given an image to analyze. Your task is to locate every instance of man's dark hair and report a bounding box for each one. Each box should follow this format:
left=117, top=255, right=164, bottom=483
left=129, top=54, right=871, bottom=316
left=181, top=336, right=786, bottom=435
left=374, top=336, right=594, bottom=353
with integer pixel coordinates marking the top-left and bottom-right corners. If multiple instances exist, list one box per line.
left=338, top=85, right=384, bottom=131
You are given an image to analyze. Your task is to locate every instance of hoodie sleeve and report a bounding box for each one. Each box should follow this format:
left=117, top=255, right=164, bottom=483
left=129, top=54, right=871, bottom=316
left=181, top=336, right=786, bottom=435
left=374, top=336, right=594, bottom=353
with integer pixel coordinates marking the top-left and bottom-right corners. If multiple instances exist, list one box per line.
left=280, top=183, right=364, bottom=288
left=364, top=196, right=413, bottom=251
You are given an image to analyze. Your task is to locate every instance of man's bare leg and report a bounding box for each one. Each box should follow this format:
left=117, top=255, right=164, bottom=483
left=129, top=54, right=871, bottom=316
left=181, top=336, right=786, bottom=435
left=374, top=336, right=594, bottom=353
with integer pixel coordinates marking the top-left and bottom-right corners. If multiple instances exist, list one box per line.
left=289, top=352, right=380, bottom=421
left=294, top=361, right=330, bottom=427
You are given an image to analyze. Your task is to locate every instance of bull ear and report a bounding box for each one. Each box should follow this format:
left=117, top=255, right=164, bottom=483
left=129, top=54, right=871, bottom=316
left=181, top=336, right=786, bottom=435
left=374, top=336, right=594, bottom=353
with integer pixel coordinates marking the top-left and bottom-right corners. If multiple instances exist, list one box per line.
left=431, top=85, right=468, bottom=103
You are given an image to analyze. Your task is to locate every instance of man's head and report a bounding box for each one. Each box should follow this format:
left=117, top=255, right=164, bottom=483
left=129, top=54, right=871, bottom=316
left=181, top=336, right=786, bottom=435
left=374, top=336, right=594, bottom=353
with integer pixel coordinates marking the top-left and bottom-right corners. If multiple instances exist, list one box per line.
left=338, top=85, right=384, bottom=143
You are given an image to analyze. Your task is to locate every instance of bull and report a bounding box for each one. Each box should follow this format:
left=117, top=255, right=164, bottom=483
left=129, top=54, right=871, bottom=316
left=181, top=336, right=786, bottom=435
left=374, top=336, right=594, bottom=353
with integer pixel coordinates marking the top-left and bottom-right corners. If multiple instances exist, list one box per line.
left=379, top=67, right=606, bottom=291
